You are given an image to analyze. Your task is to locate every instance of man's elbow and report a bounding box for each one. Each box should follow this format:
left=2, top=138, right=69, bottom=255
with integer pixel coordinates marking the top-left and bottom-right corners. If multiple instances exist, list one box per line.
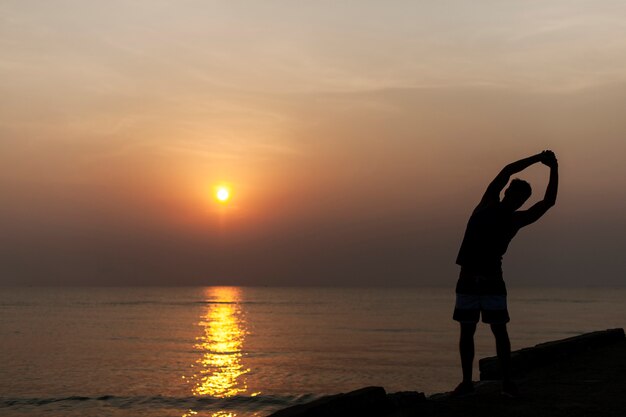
left=544, top=198, right=556, bottom=208
left=501, top=164, right=516, bottom=176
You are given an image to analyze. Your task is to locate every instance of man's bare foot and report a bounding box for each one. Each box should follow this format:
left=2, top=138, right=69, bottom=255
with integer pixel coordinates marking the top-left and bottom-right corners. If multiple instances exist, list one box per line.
left=451, top=381, right=475, bottom=397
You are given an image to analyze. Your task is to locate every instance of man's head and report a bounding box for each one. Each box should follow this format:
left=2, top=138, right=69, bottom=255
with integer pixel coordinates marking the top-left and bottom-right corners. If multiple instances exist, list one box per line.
left=502, top=178, right=532, bottom=210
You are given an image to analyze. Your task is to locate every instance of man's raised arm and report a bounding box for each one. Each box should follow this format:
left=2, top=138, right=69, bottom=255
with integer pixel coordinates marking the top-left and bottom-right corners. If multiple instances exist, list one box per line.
left=514, top=152, right=559, bottom=227
left=478, top=153, right=544, bottom=208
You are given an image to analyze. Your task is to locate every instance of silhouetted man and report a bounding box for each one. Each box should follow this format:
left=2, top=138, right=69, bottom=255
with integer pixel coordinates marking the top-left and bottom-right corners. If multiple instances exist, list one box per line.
left=452, top=150, right=558, bottom=397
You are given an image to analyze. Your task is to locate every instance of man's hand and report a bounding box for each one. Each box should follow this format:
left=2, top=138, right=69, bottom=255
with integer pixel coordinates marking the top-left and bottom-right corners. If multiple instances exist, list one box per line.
left=540, top=150, right=558, bottom=168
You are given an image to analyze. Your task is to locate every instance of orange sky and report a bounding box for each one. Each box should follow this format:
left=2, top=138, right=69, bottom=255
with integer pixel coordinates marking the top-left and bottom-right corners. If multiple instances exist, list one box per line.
left=1, top=1, right=625, bottom=285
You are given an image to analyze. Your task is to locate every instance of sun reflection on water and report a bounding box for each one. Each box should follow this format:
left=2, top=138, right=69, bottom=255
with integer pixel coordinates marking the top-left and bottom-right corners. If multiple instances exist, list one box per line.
left=183, top=287, right=251, bottom=417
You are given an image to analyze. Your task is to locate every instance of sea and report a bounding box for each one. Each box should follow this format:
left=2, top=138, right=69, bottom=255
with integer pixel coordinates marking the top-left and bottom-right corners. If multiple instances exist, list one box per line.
left=1, top=286, right=625, bottom=417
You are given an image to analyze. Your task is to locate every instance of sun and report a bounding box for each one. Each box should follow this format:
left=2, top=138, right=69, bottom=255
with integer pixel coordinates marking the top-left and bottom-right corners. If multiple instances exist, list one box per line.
left=215, top=186, right=230, bottom=202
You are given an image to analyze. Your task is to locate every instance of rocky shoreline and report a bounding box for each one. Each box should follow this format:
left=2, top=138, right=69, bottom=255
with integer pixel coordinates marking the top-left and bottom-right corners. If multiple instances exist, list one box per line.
left=267, top=328, right=626, bottom=417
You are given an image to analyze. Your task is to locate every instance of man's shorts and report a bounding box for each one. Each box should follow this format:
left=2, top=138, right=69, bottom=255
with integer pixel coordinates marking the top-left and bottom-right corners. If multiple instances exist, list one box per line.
left=453, top=269, right=510, bottom=324
left=453, top=293, right=510, bottom=324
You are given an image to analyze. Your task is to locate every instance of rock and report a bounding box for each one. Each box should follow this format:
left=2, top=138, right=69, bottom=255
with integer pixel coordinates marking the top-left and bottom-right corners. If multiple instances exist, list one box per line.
left=479, top=328, right=625, bottom=380
left=266, top=386, right=390, bottom=417
left=387, top=391, right=426, bottom=408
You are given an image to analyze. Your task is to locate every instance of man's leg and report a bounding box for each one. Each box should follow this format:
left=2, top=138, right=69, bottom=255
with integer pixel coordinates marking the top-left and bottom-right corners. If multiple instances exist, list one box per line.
left=490, top=323, right=511, bottom=382
left=460, top=322, right=477, bottom=383
left=453, top=292, right=480, bottom=394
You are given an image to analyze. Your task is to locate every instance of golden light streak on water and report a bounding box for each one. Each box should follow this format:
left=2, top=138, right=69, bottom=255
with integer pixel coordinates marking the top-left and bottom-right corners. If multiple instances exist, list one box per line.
left=184, top=287, right=250, bottom=417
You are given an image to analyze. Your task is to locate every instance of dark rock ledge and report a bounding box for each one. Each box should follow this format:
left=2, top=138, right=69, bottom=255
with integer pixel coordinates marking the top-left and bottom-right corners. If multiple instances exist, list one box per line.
left=267, top=386, right=425, bottom=417
left=267, top=328, right=626, bottom=417
left=479, top=328, right=625, bottom=380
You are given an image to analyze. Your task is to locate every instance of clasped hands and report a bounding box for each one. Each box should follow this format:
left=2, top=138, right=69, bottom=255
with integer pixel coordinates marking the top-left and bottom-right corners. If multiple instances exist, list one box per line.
left=539, top=150, right=558, bottom=168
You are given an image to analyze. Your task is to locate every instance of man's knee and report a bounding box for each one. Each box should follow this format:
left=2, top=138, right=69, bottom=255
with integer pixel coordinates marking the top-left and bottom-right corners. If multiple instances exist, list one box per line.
left=490, top=323, right=508, bottom=338
left=460, top=322, right=477, bottom=337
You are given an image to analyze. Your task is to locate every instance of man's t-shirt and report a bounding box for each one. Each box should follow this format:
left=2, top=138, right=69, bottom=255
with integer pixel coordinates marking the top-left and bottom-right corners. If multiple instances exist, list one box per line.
left=455, top=203, right=522, bottom=295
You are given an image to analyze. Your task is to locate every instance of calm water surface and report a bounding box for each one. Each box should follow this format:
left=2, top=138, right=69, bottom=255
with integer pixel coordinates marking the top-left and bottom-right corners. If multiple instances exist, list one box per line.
left=1, top=286, right=625, bottom=416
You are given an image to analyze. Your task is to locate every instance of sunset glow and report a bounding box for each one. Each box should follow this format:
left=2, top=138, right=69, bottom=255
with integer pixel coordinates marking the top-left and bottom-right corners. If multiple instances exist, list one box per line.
left=1, top=1, right=626, bottom=287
